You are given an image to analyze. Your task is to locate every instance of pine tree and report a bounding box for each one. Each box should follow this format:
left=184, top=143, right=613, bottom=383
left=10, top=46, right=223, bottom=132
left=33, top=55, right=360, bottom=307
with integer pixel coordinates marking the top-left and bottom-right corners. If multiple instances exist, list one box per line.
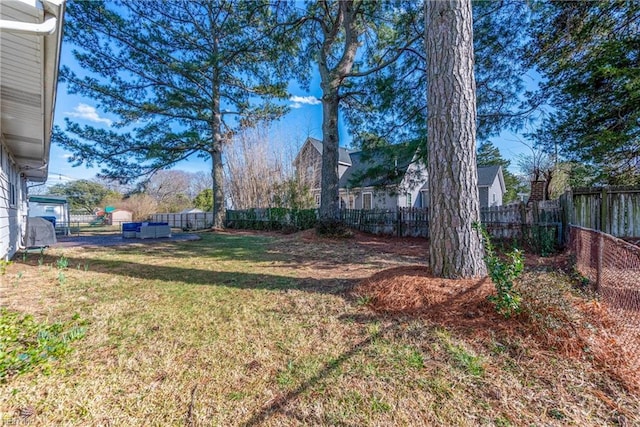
left=426, top=0, right=486, bottom=278
left=54, top=1, right=294, bottom=228
left=527, top=1, right=640, bottom=184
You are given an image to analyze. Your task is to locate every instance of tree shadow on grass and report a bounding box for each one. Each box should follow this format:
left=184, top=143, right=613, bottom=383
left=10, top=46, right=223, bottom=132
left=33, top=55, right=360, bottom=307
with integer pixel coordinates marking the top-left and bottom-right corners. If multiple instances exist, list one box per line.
left=19, top=251, right=360, bottom=297
left=21, top=232, right=441, bottom=425
left=53, top=230, right=424, bottom=270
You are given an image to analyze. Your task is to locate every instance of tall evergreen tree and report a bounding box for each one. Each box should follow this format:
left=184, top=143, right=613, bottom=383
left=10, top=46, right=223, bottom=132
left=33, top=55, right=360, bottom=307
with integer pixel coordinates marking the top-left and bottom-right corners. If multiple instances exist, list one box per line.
left=282, top=1, right=420, bottom=222
left=54, top=1, right=293, bottom=228
left=344, top=0, right=533, bottom=149
left=527, top=1, right=640, bottom=184
left=426, top=0, right=486, bottom=278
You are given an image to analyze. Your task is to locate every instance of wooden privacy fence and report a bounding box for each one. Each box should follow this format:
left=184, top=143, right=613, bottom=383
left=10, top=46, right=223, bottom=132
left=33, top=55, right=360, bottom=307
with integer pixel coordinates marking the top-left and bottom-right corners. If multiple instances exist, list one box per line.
left=569, top=186, right=640, bottom=238
left=149, top=212, right=215, bottom=230
left=339, top=202, right=563, bottom=246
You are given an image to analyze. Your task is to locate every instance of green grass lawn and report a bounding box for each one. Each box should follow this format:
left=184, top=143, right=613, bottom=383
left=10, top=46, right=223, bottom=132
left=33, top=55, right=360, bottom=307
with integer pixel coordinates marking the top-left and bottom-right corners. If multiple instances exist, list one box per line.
left=0, top=231, right=638, bottom=426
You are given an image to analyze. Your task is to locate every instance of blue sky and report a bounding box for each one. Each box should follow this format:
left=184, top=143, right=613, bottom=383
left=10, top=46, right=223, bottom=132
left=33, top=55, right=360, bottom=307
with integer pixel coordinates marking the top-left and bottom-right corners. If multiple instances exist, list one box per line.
left=48, top=37, right=536, bottom=186
left=48, top=42, right=336, bottom=183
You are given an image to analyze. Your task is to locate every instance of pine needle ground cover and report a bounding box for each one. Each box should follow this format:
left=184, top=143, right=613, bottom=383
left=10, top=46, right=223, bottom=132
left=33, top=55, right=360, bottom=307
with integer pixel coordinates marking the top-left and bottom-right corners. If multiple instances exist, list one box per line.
left=1, top=230, right=638, bottom=426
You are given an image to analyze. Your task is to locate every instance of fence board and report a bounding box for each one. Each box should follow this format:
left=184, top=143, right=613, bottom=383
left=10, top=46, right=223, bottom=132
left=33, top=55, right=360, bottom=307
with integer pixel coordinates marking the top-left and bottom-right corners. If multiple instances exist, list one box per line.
left=572, top=186, right=640, bottom=238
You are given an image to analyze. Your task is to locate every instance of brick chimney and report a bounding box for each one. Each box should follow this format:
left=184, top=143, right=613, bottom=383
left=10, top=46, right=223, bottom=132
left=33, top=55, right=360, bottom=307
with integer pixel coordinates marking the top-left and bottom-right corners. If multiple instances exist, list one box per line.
left=529, top=180, right=547, bottom=202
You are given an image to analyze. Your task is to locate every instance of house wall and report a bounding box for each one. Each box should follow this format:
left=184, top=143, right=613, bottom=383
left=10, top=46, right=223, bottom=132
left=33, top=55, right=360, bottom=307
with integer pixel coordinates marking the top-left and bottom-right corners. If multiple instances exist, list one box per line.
left=397, top=158, right=427, bottom=208
left=479, top=187, right=489, bottom=208
left=294, top=141, right=322, bottom=191
left=0, top=141, right=28, bottom=260
left=29, top=202, right=67, bottom=222
left=488, top=179, right=503, bottom=207
left=338, top=164, right=349, bottom=179
left=340, top=187, right=398, bottom=210
left=478, top=179, right=504, bottom=208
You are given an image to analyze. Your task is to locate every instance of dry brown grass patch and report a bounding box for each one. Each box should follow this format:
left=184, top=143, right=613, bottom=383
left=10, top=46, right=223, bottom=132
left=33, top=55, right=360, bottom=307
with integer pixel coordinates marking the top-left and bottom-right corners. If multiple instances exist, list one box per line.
left=354, top=265, right=640, bottom=395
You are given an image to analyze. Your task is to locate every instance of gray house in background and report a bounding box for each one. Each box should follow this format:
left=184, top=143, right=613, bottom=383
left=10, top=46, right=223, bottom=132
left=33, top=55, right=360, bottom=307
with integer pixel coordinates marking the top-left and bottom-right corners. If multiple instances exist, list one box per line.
left=477, top=165, right=506, bottom=208
left=294, top=137, right=505, bottom=210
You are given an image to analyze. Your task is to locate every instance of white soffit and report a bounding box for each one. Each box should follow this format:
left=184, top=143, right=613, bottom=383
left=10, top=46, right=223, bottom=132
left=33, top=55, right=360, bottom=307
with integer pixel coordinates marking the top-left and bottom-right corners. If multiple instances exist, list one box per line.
left=0, top=0, right=65, bottom=182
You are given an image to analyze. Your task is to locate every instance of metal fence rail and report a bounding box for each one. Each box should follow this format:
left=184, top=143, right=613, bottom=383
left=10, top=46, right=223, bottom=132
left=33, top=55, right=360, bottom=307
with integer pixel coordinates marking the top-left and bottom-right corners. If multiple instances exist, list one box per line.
left=149, top=212, right=214, bottom=230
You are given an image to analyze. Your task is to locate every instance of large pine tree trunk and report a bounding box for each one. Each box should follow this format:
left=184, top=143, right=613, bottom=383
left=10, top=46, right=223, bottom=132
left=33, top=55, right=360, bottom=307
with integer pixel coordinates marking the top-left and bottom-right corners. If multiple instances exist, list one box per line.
left=425, top=0, right=486, bottom=278
left=210, top=143, right=225, bottom=229
left=210, top=86, right=225, bottom=229
left=319, top=89, right=341, bottom=221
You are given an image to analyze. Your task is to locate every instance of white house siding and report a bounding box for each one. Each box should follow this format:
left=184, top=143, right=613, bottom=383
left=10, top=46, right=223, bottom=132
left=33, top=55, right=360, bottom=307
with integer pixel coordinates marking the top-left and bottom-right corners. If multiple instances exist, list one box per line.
left=488, top=179, right=503, bottom=207
left=338, top=164, right=349, bottom=179
left=478, top=181, right=503, bottom=208
left=0, top=142, right=28, bottom=260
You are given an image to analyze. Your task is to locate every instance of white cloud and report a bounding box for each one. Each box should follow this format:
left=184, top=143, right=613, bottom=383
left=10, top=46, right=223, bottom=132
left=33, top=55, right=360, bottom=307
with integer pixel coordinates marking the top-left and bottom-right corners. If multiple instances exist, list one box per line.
left=65, top=103, right=113, bottom=126
left=289, top=95, right=321, bottom=109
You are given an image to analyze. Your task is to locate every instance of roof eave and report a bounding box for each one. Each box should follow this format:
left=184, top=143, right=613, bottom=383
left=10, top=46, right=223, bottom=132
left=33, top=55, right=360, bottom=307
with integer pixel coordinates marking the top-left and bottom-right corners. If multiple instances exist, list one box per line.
left=36, top=0, right=66, bottom=183
left=2, top=0, right=66, bottom=183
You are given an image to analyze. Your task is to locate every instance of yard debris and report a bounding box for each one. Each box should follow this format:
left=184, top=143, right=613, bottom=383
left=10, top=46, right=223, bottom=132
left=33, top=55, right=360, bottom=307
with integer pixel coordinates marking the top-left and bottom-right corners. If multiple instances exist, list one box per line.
left=354, top=265, right=640, bottom=393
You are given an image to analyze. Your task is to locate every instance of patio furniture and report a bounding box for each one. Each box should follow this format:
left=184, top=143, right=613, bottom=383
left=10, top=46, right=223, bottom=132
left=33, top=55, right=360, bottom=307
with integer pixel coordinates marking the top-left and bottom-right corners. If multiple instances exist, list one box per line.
left=122, top=222, right=171, bottom=239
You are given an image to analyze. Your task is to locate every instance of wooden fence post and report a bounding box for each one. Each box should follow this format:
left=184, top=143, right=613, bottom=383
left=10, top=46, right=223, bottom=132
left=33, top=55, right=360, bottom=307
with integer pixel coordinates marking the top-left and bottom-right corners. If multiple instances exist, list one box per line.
left=600, top=187, right=608, bottom=233
left=596, top=232, right=604, bottom=293
left=559, top=190, right=573, bottom=247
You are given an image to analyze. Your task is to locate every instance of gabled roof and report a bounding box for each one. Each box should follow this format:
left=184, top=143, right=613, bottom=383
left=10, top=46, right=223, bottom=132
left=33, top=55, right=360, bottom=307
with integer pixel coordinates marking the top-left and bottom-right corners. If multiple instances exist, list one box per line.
left=339, top=145, right=415, bottom=189
left=305, top=137, right=354, bottom=166
left=477, top=165, right=505, bottom=193
left=0, top=0, right=66, bottom=182
left=301, top=139, right=505, bottom=194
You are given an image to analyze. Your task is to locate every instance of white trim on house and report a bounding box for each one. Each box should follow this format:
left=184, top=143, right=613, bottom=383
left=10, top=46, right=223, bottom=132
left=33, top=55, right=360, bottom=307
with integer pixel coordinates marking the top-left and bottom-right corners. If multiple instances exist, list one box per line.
left=1, top=0, right=65, bottom=259
left=362, top=192, right=372, bottom=210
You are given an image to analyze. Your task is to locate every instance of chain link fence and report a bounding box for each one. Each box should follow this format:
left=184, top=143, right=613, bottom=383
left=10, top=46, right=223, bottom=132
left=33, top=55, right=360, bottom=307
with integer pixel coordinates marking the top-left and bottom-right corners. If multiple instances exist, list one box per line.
left=570, top=225, right=640, bottom=368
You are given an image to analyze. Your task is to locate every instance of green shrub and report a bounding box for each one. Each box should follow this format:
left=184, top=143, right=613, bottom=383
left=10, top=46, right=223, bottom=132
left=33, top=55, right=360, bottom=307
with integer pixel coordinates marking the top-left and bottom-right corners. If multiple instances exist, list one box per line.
left=524, top=225, right=557, bottom=257
left=291, top=209, right=317, bottom=230
left=474, top=223, right=524, bottom=318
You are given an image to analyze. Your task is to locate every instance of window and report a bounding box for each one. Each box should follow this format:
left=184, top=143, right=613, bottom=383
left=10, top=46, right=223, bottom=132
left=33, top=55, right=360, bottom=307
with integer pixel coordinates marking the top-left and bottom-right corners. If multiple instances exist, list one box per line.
left=363, top=192, right=372, bottom=210
left=406, top=193, right=412, bottom=207
left=9, top=182, right=16, bottom=206
left=420, top=191, right=428, bottom=208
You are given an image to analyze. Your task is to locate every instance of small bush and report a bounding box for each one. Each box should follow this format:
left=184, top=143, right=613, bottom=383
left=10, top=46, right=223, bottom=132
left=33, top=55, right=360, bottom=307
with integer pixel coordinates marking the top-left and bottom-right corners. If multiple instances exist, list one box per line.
left=474, top=223, right=524, bottom=318
left=524, top=225, right=557, bottom=257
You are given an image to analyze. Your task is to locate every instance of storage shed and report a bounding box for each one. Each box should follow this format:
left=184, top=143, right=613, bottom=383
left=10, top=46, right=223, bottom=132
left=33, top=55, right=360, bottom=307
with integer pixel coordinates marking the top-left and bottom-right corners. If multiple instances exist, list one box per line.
left=108, top=209, right=133, bottom=226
